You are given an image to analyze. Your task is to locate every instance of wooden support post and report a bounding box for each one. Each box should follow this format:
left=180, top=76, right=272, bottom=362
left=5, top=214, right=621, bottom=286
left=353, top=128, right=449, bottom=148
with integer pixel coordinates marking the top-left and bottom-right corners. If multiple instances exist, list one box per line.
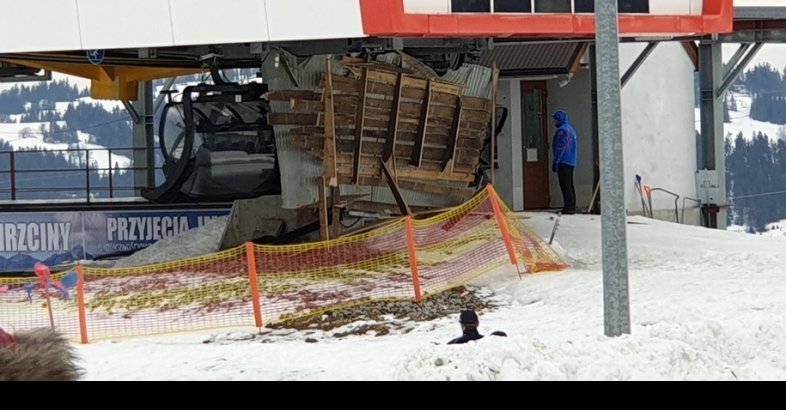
left=323, top=57, right=338, bottom=187
left=404, top=216, right=423, bottom=302
left=352, top=68, right=369, bottom=184
left=443, top=95, right=463, bottom=172
left=319, top=176, right=330, bottom=241
left=587, top=179, right=601, bottom=213
left=383, top=73, right=404, bottom=162
left=411, top=79, right=432, bottom=167
left=245, top=242, right=264, bottom=328
left=331, top=186, right=342, bottom=238
left=379, top=158, right=412, bottom=216
left=76, top=264, right=89, bottom=344
left=487, top=184, right=520, bottom=268
left=490, top=62, right=499, bottom=184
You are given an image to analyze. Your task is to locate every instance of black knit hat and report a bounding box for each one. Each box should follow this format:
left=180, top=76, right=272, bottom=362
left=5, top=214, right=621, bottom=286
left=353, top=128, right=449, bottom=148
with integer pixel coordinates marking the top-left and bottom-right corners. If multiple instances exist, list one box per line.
left=459, top=310, right=479, bottom=324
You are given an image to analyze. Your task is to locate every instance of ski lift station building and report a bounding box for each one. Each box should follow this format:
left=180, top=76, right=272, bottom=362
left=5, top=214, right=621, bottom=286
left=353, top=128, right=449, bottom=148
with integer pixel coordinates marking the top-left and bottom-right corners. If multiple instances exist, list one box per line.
left=0, top=0, right=779, bottom=230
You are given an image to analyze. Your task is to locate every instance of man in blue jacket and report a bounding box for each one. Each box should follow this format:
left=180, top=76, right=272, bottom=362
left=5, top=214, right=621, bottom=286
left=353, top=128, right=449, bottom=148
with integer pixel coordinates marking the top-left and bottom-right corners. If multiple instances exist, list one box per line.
left=551, top=110, right=577, bottom=215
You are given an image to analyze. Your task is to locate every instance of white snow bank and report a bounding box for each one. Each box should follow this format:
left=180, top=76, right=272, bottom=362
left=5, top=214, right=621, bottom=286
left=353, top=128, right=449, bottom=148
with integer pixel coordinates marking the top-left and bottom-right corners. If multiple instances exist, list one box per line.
left=113, top=216, right=229, bottom=268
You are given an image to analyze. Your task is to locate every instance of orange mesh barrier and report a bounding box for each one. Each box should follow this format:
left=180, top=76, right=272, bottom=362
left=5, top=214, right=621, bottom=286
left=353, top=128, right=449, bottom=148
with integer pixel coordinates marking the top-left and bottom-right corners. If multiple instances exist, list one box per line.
left=0, top=185, right=565, bottom=342
left=0, top=270, right=81, bottom=337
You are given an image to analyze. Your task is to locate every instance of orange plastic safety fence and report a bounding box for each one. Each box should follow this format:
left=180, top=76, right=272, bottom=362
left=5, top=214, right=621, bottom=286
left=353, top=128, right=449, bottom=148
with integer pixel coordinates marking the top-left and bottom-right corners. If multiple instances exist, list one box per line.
left=0, top=270, right=81, bottom=337
left=0, top=185, right=565, bottom=341
left=77, top=247, right=251, bottom=341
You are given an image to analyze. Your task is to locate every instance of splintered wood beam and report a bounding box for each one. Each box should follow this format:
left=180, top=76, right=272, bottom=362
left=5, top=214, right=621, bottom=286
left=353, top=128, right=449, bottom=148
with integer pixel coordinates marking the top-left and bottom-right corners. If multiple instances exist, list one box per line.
left=323, top=57, right=338, bottom=186
left=331, top=186, right=342, bottom=238
left=352, top=68, right=369, bottom=184
left=396, top=51, right=438, bottom=79
left=443, top=95, right=463, bottom=172
left=379, top=158, right=412, bottom=216
left=411, top=79, right=432, bottom=167
left=383, top=73, right=404, bottom=162
left=267, top=90, right=320, bottom=102
left=319, top=176, right=329, bottom=241
left=290, top=98, right=323, bottom=112
left=336, top=175, right=476, bottom=198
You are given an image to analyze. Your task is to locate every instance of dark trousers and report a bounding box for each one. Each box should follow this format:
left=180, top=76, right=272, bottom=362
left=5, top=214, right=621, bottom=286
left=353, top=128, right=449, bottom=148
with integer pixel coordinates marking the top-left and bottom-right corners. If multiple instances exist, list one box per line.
left=557, top=164, right=576, bottom=214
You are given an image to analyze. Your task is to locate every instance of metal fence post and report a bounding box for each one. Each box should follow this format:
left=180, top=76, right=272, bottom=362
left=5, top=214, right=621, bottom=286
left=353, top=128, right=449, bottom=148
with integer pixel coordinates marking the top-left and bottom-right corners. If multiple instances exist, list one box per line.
left=596, top=0, right=631, bottom=337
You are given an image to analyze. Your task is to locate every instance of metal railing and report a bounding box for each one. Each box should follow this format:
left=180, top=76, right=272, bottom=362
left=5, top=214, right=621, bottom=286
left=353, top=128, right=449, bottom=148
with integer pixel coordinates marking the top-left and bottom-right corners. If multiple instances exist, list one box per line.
left=645, top=187, right=680, bottom=223
left=0, top=147, right=162, bottom=202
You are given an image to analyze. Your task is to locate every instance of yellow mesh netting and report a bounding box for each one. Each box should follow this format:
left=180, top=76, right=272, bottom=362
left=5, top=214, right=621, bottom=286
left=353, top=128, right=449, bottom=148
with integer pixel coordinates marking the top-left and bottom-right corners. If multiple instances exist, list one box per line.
left=0, top=187, right=565, bottom=342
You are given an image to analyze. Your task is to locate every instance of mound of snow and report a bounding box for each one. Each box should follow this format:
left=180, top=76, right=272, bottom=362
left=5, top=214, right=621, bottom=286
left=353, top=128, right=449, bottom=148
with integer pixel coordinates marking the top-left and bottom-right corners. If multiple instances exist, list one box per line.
left=114, top=216, right=229, bottom=268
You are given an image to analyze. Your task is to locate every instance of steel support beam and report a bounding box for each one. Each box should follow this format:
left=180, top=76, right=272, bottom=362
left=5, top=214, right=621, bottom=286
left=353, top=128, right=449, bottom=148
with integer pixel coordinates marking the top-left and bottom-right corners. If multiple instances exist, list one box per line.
left=132, top=81, right=156, bottom=193
left=621, top=42, right=658, bottom=89
left=717, top=42, right=763, bottom=98
left=0, top=69, right=51, bottom=83
left=122, top=100, right=140, bottom=123
left=723, top=43, right=752, bottom=79
left=716, top=30, right=786, bottom=43
left=698, top=42, right=727, bottom=229
left=153, top=77, right=177, bottom=115
left=596, top=0, right=631, bottom=337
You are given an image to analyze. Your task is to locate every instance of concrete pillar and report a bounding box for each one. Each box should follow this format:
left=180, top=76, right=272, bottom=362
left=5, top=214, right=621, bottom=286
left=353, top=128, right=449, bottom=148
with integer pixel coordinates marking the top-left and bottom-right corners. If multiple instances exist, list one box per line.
left=495, top=79, right=524, bottom=211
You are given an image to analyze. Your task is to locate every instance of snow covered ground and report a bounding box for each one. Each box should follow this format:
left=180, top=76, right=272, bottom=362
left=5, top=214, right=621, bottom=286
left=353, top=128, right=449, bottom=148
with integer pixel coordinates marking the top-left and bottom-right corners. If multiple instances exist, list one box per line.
left=74, top=213, right=786, bottom=381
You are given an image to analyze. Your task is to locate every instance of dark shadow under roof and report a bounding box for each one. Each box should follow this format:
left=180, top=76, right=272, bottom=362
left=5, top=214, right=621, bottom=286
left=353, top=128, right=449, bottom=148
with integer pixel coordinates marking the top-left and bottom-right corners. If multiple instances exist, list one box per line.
left=477, top=42, right=587, bottom=76
left=735, top=7, right=786, bottom=20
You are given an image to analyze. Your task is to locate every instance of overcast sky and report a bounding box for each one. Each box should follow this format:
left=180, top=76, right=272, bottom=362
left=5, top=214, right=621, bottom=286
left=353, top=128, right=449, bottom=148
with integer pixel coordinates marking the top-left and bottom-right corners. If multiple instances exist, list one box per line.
left=727, top=0, right=786, bottom=71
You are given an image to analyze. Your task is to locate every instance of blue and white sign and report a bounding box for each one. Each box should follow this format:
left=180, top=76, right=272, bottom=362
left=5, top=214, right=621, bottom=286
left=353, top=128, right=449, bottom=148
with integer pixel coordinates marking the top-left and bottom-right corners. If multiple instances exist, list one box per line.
left=0, top=209, right=230, bottom=271
left=86, top=49, right=105, bottom=65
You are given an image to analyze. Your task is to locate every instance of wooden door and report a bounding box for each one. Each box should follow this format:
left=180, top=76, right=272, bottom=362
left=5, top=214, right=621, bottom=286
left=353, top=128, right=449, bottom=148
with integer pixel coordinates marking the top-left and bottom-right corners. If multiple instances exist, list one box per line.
left=521, top=81, right=550, bottom=209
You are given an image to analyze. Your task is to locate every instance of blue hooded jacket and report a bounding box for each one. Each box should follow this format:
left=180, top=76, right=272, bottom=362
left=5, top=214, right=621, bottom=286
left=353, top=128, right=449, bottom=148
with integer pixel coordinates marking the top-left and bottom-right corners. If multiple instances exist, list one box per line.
left=551, top=110, right=577, bottom=167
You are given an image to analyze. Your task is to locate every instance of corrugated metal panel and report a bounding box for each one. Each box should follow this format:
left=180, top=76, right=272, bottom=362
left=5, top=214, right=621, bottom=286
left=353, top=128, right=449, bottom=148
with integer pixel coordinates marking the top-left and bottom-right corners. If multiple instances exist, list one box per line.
left=264, top=53, right=340, bottom=209
left=477, top=43, right=584, bottom=75
left=442, top=63, right=493, bottom=99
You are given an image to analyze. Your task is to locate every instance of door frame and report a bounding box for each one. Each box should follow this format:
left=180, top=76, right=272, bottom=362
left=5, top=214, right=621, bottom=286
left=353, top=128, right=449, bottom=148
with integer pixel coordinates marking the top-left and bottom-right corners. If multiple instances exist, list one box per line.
left=521, top=80, right=551, bottom=209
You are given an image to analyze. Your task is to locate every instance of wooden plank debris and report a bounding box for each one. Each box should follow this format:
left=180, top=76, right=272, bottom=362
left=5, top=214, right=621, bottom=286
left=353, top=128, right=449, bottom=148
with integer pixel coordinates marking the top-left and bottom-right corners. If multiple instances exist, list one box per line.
left=379, top=158, right=412, bottom=216
left=323, top=57, right=338, bottom=187
left=352, top=68, right=369, bottom=184
left=270, top=58, right=494, bottom=213
left=411, top=79, right=432, bottom=167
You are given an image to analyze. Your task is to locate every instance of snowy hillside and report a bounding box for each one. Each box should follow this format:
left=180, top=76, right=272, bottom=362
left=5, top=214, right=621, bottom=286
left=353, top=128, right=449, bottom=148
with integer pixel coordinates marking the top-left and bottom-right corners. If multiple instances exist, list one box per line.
left=0, top=70, right=259, bottom=190
left=0, top=75, right=133, bottom=176
left=762, top=220, right=786, bottom=238
left=0, top=121, right=131, bottom=175
left=726, top=92, right=783, bottom=140
left=695, top=91, right=785, bottom=142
